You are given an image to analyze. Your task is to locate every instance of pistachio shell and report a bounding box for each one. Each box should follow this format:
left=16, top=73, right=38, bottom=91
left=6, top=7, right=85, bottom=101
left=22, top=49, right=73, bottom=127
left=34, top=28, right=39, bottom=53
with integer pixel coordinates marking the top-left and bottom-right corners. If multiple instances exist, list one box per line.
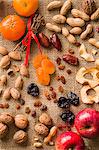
left=9, top=51, right=21, bottom=61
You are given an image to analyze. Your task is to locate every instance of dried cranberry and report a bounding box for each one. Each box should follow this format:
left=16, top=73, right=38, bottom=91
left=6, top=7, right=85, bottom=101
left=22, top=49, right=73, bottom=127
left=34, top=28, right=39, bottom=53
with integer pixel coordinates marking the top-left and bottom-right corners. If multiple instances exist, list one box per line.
left=50, top=33, right=62, bottom=51
left=63, top=54, right=79, bottom=66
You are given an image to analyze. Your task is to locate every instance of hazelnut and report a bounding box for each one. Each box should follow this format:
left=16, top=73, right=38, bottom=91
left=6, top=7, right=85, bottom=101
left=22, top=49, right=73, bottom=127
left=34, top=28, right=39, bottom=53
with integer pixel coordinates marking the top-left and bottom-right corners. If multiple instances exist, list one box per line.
left=0, top=112, right=14, bottom=125
left=34, top=123, right=49, bottom=136
left=15, top=114, right=28, bottom=129
left=39, top=113, right=52, bottom=126
left=13, top=130, right=28, bottom=144
left=0, top=122, right=8, bottom=138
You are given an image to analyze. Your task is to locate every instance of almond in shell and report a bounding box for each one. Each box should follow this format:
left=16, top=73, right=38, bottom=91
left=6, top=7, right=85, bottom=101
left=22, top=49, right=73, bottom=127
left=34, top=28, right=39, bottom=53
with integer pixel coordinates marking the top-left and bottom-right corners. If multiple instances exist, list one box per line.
left=3, top=87, right=11, bottom=100
left=20, top=64, right=29, bottom=77
left=0, top=55, right=10, bottom=69
left=0, top=75, right=7, bottom=86
left=10, top=88, right=20, bottom=100
left=15, top=76, right=24, bottom=90
left=0, top=46, right=8, bottom=56
left=9, top=50, right=21, bottom=61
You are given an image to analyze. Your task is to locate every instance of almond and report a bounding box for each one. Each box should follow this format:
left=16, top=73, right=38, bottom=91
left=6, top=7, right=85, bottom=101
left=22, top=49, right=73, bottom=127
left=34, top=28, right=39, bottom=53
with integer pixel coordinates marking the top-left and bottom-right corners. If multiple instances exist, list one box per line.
left=20, top=64, right=29, bottom=77
left=15, top=76, right=24, bottom=90
left=3, top=87, right=11, bottom=100
left=10, top=88, right=20, bottom=100
left=0, top=55, right=10, bottom=68
left=0, top=46, right=8, bottom=56
left=0, top=75, right=7, bottom=86
left=9, top=50, right=21, bottom=61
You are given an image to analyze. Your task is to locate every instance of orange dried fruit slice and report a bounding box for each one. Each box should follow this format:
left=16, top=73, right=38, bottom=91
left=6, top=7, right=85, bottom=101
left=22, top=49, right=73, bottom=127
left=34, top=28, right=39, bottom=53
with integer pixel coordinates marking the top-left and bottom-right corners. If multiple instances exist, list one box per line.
left=36, top=67, right=50, bottom=85
left=32, top=53, right=47, bottom=69
left=41, top=58, right=55, bottom=75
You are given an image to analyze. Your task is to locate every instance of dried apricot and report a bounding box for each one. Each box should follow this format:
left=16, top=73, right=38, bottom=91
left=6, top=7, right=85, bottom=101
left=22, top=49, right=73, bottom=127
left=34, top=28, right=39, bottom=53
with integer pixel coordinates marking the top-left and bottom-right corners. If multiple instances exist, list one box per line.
left=41, top=58, right=55, bottom=74
left=33, top=53, right=47, bottom=69
left=36, top=67, right=50, bottom=86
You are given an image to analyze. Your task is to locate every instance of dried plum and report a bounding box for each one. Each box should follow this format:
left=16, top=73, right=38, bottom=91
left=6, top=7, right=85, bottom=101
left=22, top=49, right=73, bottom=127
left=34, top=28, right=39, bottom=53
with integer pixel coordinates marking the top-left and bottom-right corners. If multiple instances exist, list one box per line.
left=57, top=97, right=70, bottom=108
left=67, top=92, right=79, bottom=106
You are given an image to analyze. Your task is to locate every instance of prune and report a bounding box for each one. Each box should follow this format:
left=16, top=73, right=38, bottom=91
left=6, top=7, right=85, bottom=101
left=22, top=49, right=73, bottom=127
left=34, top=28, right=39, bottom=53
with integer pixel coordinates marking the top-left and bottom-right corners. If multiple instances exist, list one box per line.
left=27, top=83, right=39, bottom=97
left=57, top=97, right=70, bottom=108
left=67, top=92, right=79, bottom=106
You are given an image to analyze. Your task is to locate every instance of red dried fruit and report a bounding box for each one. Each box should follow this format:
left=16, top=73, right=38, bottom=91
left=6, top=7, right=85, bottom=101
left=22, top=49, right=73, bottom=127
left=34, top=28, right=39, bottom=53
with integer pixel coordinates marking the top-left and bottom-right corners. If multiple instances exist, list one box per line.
left=38, top=32, right=50, bottom=48
left=50, top=33, right=62, bottom=51
left=63, top=54, right=79, bottom=66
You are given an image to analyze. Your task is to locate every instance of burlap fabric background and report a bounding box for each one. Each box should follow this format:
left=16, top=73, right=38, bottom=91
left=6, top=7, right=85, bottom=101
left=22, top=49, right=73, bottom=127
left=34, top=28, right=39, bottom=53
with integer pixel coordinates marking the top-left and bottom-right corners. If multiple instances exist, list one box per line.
left=0, top=0, right=99, bottom=149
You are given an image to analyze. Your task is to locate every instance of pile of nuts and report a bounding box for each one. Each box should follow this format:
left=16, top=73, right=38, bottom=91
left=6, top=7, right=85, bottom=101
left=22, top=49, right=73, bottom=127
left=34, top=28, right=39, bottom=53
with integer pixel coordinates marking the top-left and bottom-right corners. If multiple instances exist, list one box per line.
left=0, top=112, right=29, bottom=144
left=34, top=112, right=57, bottom=147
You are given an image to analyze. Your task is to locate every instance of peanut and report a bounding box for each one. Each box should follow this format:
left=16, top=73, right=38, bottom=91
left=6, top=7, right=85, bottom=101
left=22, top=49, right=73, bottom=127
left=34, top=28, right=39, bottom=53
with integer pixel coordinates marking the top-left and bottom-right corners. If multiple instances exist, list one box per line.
left=67, top=34, right=76, bottom=44
left=62, top=27, right=69, bottom=37
left=67, top=18, right=85, bottom=27
left=71, top=9, right=90, bottom=21
left=88, top=38, right=99, bottom=49
left=70, top=27, right=82, bottom=35
left=44, top=126, right=57, bottom=144
left=47, top=1, right=63, bottom=11
left=0, top=46, right=8, bottom=56
left=80, top=24, right=93, bottom=40
left=52, top=15, right=66, bottom=24
left=91, top=8, right=99, bottom=20
left=46, top=23, right=61, bottom=33
left=60, top=0, right=72, bottom=16
left=0, top=55, right=10, bottom=69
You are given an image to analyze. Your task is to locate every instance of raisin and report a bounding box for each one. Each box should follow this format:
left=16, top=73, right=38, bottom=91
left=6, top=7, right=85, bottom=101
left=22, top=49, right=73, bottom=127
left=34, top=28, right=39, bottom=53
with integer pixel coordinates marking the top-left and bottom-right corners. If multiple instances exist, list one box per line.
left=27, top=83, right=39, bottom=97
left=67, top=92, right=79, bottom=106
left=63, top=54, right=79, bottom=66
left=18, top=99, right=25, bottom=105
left=60, top=110, right=75, bottom=125
left=57, top=97, right=70, bottom=108
left=56, top=57, right=61, bottom=65
left=40, top=105, right=47, bottom=111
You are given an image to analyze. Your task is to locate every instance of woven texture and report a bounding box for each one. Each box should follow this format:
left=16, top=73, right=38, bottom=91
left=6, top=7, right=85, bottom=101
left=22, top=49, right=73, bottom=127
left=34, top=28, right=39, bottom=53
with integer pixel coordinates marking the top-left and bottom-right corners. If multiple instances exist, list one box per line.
left=0, top=0, right=99, bottom=150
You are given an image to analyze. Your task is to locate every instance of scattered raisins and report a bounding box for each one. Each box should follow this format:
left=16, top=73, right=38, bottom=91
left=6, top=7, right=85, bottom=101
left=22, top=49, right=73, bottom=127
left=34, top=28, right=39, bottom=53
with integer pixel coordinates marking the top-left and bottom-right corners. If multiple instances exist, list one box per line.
left=58, top=86, right=64, bottom=93
left=66, top=69, right=72, bottom=74
left=40, top=105, right=47, bottom=111
left=16, top=104, right=21, bottom=110
left=34, top=100, right=42, bottom=107
left=68, top=49, right=74, bottom=54
left=31, top=110, right=36, bottom=117
left=74, top=42, right=81, bottom=47
left=60, top=76, right=66, bottom=84
left=58, top=65, right=65, bottom=70
left=49, top=87, right=54, bottom=91
left=25, top=107, right=31, bottom=114
left=51, top=91, right=57, bottom=99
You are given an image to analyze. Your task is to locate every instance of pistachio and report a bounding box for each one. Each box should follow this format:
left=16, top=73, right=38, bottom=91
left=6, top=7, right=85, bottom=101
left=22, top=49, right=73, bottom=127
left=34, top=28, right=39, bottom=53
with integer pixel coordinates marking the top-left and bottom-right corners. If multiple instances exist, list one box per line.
left=0, top=46, right=8, bottom=56
left=9, top=50, right=21, bottom=61
left=2, top=87, right=11, bottom=100
left=20, top=64, right=29, bottom=77
left=10, top=88, right=20, bottom=100
left=0, top=75, right=7, bottom=86
left=0, top=55, right=10, bottom=68
left=15, top=76, right=24, bottom=90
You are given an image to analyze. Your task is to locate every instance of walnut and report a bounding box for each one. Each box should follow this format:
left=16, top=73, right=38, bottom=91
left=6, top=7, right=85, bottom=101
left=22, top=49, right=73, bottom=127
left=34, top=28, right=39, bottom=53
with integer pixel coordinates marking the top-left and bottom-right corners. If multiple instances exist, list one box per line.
left=15, top=114, right=28, bottom=129
left=0, top=122, right=8, bottom=138
left=34, top=123, right=49, bottom=136
left=39, top=113, right=52, bottom=126
left=82, top=0, right=97, bottom=15
left=13, top=130, right=28, bottom=144
left=0, top=112, right=14, bottom=125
